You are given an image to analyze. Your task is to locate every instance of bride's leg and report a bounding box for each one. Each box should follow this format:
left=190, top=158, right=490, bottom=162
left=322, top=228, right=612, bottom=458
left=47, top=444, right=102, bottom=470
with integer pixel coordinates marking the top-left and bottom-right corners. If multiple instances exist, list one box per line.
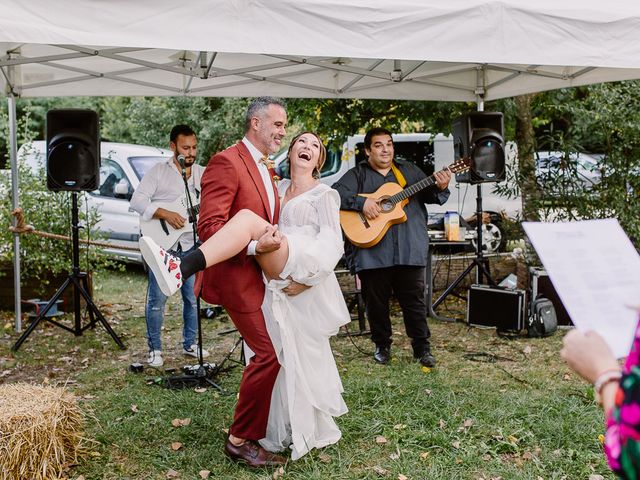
left=140, top=209, right=288, bottom=296
left=198, top=209, right=287, bottom=274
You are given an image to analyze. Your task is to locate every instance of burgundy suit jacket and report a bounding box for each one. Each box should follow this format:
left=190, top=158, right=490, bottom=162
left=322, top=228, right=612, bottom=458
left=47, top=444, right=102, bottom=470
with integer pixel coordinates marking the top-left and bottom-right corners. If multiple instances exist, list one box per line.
left=196, top=142, right=280, bottom=312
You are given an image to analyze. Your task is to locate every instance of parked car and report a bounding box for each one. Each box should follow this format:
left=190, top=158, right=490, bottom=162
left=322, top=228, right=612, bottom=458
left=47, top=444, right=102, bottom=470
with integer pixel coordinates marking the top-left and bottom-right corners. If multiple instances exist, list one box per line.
left=274, top=133, right=520, bottom=253
left=17, top=141, right=173, bottom=262
left=535, top=151, right=602, bottom=191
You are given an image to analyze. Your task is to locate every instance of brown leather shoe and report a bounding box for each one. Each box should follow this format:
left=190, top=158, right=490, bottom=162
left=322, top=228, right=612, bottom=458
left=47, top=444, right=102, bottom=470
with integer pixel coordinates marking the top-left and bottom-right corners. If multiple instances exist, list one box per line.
left=224, top=439, right=286, bottom=468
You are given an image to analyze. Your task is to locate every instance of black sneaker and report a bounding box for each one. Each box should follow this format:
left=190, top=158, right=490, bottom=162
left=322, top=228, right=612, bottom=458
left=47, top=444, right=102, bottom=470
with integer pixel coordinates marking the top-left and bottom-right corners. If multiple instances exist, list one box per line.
left=416, top=348, right=436, bottom=367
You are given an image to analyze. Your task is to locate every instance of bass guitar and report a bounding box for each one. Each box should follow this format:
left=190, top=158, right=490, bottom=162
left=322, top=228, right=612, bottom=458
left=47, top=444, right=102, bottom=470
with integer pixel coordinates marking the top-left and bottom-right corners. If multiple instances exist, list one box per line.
left=339, top=158, right=471, bottom=248
left=139, top=196, right=200, bottom=249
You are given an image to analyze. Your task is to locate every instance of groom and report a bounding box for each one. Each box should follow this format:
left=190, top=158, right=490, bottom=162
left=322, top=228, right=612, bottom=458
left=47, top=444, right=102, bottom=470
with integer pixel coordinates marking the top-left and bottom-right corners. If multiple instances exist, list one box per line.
left=196, top=97, right=287, bottom=467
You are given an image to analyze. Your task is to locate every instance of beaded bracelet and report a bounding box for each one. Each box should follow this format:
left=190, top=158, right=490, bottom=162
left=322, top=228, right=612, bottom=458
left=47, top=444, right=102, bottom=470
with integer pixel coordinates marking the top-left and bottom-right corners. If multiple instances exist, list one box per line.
left=594, top=368, right=622, bottom=405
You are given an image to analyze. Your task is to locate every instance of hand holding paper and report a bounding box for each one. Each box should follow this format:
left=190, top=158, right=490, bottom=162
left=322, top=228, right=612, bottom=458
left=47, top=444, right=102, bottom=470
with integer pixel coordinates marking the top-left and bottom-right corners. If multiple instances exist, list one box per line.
left=523, top=219, right=640, bottom=358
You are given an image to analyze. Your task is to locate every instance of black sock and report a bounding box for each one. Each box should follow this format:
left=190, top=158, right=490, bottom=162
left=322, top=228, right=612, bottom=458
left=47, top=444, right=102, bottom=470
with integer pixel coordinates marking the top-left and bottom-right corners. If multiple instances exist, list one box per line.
left=180, top=248, right=206, bottom=279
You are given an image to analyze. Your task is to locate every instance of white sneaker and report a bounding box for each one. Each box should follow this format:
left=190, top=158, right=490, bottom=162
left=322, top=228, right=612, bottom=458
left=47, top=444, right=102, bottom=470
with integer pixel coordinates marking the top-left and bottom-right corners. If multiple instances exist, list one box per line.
left=183, top=344, right=209, bottom=358
left=147, top=350, right=164, bottom=368
left=139, top=236, right=182, bottom=296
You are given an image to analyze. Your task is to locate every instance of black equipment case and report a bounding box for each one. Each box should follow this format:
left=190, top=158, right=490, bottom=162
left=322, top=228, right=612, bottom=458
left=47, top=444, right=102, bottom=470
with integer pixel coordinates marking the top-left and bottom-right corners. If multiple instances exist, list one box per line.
left=467, top=284, right=525, bottom=332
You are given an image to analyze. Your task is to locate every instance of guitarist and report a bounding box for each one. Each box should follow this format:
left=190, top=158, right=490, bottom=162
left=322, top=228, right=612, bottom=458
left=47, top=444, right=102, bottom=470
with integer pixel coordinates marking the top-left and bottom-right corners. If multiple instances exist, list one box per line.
left=333, top=127, right=451, bottom=367
left=130, top=124, right=207, bottom=368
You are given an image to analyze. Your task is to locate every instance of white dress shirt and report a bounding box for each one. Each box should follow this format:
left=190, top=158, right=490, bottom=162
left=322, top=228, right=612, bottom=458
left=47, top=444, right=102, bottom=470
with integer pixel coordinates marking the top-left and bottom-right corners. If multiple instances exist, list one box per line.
left=242, top=137, right=277, bottom=255
left=130, top=158, right=204, bottom=251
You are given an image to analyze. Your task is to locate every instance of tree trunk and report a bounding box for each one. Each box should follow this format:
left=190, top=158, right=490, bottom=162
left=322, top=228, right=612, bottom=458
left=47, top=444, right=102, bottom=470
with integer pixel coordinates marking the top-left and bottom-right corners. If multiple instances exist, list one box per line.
left=514, top=94, right=540, bottom=221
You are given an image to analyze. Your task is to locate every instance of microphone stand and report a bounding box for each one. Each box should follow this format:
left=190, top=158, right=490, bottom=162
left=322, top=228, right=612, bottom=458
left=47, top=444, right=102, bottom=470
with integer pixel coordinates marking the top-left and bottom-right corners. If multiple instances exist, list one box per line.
left=160, top=158, right=227, bottom=392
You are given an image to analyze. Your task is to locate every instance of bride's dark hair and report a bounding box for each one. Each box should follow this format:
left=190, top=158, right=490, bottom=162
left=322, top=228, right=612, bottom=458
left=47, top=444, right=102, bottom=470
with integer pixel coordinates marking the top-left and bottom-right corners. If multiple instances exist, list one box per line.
left=286, top=131, right=327, bottom=179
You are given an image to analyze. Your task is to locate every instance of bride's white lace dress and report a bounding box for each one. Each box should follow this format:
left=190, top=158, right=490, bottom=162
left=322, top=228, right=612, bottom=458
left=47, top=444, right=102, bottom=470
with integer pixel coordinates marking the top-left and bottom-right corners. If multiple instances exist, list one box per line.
left=258, top=179, right=350, bottom=460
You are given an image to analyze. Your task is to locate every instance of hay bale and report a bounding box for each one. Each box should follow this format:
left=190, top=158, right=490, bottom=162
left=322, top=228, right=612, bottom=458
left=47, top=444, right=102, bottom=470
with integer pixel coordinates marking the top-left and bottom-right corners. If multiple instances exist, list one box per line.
left=0, top=383, right=86, bottom=480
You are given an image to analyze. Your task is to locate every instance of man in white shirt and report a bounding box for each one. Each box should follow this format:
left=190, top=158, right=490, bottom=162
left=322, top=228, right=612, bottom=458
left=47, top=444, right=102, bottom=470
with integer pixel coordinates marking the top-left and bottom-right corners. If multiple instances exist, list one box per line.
left=130, top=124, right=208, bottom=368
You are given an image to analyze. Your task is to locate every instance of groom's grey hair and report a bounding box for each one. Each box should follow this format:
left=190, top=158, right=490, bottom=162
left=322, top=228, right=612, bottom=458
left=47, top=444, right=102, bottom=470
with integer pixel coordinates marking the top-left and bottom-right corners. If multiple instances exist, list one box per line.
left=245, top=96, right=287, bottom=132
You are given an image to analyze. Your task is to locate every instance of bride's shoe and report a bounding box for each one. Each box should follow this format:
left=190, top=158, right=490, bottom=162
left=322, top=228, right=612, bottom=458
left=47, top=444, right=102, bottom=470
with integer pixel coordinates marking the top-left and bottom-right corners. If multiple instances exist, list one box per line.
left=139, top=236, right=183, bottom=296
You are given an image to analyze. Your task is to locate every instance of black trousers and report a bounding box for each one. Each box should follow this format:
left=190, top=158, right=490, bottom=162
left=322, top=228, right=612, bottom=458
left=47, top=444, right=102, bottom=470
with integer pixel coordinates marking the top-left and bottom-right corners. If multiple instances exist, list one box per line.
left=358, top=265, right=431, bottom=356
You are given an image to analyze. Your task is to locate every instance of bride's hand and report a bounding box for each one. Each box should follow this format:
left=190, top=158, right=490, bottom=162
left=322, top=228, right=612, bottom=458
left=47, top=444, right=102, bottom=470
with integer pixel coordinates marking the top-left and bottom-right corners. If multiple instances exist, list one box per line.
left=283, top=278, right=310, bottom=296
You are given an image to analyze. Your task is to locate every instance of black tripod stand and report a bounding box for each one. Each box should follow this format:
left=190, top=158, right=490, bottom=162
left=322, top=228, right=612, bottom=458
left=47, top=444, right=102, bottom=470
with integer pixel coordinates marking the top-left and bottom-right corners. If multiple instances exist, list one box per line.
left=162, top=327, right=244, bottom=393
left=12, top=192, right=125, bottom=351
left=431, top=184, right=497, bottom=311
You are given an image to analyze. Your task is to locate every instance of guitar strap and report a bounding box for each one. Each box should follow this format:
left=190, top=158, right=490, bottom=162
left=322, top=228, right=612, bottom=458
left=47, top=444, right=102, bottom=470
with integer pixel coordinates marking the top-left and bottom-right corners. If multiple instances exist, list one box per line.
left=390, top=162, right=407, bottom=188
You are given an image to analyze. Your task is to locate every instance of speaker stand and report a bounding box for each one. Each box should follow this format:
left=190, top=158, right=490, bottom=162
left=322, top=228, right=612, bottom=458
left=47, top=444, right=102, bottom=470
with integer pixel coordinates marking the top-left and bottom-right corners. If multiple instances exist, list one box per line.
left=12, top=192, right=125, bottom=351
left=431, top=184, right=497, bottom=312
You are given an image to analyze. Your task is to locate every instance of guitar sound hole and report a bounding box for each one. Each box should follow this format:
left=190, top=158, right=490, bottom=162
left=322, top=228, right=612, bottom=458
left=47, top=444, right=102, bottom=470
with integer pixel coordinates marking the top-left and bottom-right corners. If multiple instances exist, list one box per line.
left=379, top=198, right=394, bottom=212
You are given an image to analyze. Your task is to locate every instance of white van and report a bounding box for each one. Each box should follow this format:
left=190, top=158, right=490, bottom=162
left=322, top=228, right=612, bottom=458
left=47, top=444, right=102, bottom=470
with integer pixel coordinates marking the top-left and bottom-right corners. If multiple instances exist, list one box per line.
left=275, top=133, right=521, bottom=252
left=17, top=141, right=173, bottom=262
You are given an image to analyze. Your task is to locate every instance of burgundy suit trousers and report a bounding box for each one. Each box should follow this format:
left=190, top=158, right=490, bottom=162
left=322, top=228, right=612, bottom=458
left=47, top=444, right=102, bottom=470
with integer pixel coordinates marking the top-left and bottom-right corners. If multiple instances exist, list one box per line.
left=226, top=305, right=280, bottom=440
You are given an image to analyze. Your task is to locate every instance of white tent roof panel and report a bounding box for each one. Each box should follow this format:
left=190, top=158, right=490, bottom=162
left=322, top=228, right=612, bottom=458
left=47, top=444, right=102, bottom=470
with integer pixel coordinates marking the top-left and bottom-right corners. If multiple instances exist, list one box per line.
left=2, top=0, right=640, bottom=100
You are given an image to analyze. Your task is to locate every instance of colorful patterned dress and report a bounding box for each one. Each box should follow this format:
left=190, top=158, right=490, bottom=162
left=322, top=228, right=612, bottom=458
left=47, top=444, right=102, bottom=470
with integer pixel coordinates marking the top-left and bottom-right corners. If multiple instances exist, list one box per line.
left=605, top=315, right=640, bottom=478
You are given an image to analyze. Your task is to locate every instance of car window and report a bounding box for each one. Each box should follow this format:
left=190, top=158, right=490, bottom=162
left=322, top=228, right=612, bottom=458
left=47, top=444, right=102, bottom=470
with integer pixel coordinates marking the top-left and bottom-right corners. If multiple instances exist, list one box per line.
left=91, top=158, right=130, bottom=199
left=355, top=141, right=436, bottom=176
left=129, top=156, right=169, bottom=180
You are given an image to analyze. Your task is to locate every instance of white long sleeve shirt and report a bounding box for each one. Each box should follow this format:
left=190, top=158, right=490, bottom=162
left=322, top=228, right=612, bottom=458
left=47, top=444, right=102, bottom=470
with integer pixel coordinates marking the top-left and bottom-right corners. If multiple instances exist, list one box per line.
left=130, top=159, right=204, bottom=251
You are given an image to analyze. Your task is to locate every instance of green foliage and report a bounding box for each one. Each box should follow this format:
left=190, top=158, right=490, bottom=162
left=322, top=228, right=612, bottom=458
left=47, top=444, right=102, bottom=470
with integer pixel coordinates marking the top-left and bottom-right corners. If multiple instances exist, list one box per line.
left=0, top=145, right=115, bottom=291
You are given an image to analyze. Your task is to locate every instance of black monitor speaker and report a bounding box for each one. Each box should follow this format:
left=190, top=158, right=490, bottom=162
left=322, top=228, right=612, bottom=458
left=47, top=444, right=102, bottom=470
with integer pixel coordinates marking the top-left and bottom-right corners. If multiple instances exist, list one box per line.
left=453, top=112, right=505, bottom=184
left=46, top=109, right=100, bottom=192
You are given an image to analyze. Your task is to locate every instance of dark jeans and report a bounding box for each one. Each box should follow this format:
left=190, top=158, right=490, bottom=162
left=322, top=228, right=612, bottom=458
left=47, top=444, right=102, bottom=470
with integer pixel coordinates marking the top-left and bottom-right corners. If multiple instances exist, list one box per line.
left=359, top=265, right=431, bottom=356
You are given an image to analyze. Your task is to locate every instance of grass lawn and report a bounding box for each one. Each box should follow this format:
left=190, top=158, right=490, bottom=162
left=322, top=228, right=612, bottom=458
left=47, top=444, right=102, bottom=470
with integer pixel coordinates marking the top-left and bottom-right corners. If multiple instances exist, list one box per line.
left=0, top=266, right=614, bottom=479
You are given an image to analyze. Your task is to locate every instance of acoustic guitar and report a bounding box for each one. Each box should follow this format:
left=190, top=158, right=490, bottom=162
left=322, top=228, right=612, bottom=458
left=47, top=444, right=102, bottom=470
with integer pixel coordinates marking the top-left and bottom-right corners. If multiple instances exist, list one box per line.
left=139, top=196, right=200, bottom=249
left=339, top=158, right=471, bottom=248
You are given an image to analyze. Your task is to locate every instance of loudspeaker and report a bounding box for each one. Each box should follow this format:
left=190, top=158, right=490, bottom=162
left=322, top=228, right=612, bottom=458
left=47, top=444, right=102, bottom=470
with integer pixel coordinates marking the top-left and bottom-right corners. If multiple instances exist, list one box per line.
left=467, top=284, right=525, bottom=332
left=453, top=112, right=505, bottom=184
left=46, top=109, right=100, bottom=191
left=530, top=267, right=573, bottom=326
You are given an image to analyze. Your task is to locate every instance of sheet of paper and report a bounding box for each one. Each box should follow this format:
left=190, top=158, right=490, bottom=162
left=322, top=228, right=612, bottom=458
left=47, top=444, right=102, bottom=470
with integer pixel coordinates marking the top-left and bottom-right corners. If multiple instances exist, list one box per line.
left=523, top=219, right=640, bottom=358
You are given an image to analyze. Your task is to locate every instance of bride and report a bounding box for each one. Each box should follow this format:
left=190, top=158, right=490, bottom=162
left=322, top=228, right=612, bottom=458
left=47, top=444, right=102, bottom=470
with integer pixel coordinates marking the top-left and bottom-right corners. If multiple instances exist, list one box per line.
left=140, top=131, right=350, bottom=460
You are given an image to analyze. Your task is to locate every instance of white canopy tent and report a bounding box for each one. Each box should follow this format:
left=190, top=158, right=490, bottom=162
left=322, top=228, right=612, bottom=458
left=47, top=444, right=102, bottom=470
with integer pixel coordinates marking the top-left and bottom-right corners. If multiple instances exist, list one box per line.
left=3, top=0, right=640, bottom=328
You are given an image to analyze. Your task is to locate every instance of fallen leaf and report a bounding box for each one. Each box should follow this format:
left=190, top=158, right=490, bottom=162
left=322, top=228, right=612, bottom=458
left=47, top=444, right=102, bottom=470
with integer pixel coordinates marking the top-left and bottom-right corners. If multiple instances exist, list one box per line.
left=318, top=452, right=332, bottom=463
left=439, top=419, right=447, bottom=429
left=393, top=424, right=407, bottom=430
left=588, top=475, right=605, bottom=480
left=373, top=465, right=390, bottom=476
left=424, top=389, right=432, bottom=395
left=131, top=404, right=139, bottom=413
left=419, top=452, right=430, bottom=460
left=452, top=441, right=461, bottom=449
left=421, top=366, right=431, bottom=373
left=463, top=419, right=474, bottom=428
left=198, top=471, right=210, bottom=479
left=76, top=476, right=85, bottom=480
left=522, top=451, right=534, bottom=460
left=272, top=466, right=285, bottom=479
left=507, top=435, right=518, bottom=444
left=390, top=452, right=400, bottom=460
left=166, top=469, right=180, bottom=479
left=194, top=387, right=207, bottom=393
left=375, top=435, right=388, bottom=444
left=171, top=442, right=183, bottom=451
left=523, top=345, right=532, bottom=355
left=398, top=475, right=408, bottom=480
left=171, top=418, right=192, bottom=427
left=563, top=373, right=572, bottom=381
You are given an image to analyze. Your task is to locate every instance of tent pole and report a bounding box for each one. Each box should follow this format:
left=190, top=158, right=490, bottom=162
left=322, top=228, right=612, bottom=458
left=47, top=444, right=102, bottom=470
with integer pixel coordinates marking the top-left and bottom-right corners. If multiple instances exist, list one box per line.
left=475, top=66, right=485, bottom=284
left=8, top=94, right=22, bottom=332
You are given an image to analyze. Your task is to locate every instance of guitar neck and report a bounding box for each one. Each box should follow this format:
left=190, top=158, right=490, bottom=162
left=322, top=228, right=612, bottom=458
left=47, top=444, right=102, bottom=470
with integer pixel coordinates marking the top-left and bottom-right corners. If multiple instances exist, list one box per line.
left=389, top=175, right=437, bottom=204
